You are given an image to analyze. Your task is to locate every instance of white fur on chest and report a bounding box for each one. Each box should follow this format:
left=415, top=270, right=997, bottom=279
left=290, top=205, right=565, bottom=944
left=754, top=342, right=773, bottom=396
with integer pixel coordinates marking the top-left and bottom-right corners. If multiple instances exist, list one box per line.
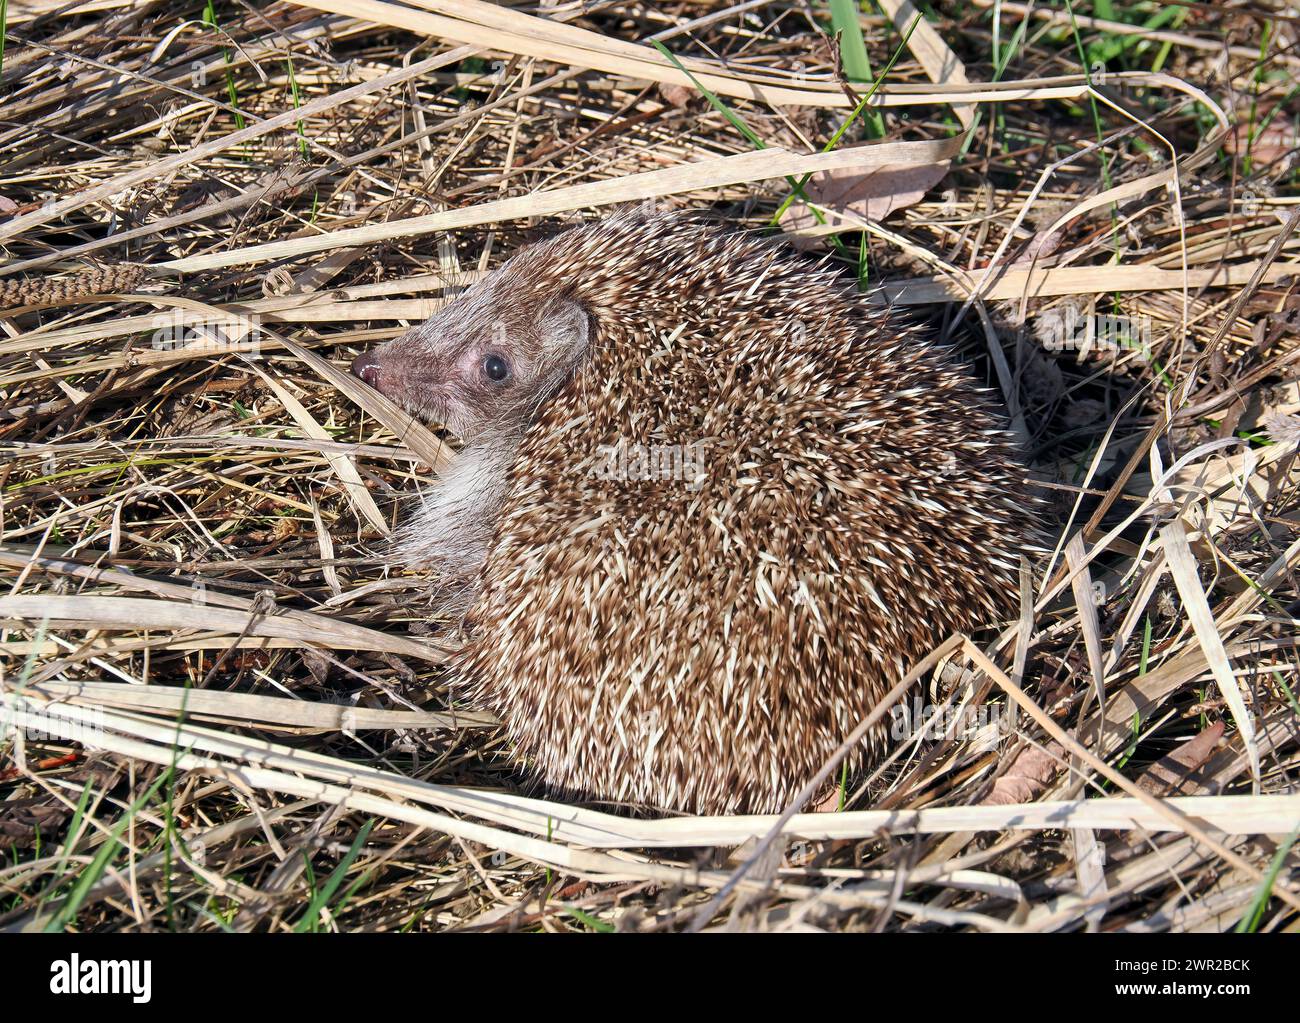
left=393, top=439, right=519, bottom=609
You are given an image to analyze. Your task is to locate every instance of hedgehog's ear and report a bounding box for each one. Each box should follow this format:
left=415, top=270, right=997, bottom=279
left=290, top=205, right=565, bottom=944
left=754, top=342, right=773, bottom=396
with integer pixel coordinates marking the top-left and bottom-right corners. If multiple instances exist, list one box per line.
left=539, top=299, right=590, bottom=360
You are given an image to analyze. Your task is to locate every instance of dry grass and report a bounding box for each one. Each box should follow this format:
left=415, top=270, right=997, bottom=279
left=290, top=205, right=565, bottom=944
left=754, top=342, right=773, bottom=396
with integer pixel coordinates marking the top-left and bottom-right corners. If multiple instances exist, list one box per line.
left=1, top=0, right=1298, bottom=932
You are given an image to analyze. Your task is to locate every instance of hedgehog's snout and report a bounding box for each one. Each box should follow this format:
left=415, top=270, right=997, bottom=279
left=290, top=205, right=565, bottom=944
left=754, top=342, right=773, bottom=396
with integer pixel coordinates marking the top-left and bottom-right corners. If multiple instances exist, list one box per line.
left=349, top=342, right=462, bottom=428
left=350, top=350, right=382, bottom=388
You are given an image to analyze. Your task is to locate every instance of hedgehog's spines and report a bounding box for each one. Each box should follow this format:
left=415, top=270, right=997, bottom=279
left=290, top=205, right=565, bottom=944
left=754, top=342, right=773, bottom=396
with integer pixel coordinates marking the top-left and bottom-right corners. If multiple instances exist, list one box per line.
left=403, top=209, right=1040, bottom=815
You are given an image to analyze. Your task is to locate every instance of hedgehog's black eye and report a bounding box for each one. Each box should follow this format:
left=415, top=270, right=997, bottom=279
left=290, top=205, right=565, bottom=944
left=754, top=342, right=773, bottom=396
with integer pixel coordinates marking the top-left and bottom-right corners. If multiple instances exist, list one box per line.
left=483, top=354, right=510, bottom=383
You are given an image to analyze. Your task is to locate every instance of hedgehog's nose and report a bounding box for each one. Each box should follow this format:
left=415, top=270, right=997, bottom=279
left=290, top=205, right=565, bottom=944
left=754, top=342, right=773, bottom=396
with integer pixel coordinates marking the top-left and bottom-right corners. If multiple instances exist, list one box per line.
left=350, top=351, right=381, bottom=387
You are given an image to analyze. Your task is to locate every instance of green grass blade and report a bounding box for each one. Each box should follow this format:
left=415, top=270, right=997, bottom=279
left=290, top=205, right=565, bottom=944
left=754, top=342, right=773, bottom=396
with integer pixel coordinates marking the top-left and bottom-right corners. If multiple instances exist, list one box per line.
left=829, top=0, right=871, bottom=82
left=1235, top=825, right=1299, bottom=932
left=563, top=907, right=615, bottom=933
left=44, top=767, right=176, bottom=932
left=294, top=818, right=375, bottom=932
left=287, top=56, right=308, bottom=158
left=770, top=12, right=923, bottom=227
left=649, top=41, right=765, bottom=149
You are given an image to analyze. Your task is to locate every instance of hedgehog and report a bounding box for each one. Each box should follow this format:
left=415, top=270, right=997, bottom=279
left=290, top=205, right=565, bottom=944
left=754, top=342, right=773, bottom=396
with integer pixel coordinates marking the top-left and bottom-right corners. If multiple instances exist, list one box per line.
left=350, top=207, right=1036, bottom=815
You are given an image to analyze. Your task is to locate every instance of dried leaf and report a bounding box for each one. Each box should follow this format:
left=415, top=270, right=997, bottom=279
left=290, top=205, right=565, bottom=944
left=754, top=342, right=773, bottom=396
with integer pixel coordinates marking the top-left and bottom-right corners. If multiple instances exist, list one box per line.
left=1136, top=720, right=1226, bottom=797
left=982, top=742, right=1064, bottom=805
left=0, top=799, right=71, bottom=850
left=1224, top=117, right=1299, bottom=166
left=656, top=82, right=694, bottom=109
left=781, top=156, right=951, bottom=232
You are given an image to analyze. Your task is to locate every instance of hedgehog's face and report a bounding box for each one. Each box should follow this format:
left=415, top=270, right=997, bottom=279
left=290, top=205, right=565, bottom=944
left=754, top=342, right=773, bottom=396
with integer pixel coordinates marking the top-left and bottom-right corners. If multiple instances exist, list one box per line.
left=350, top=288, right=591, bottom=441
